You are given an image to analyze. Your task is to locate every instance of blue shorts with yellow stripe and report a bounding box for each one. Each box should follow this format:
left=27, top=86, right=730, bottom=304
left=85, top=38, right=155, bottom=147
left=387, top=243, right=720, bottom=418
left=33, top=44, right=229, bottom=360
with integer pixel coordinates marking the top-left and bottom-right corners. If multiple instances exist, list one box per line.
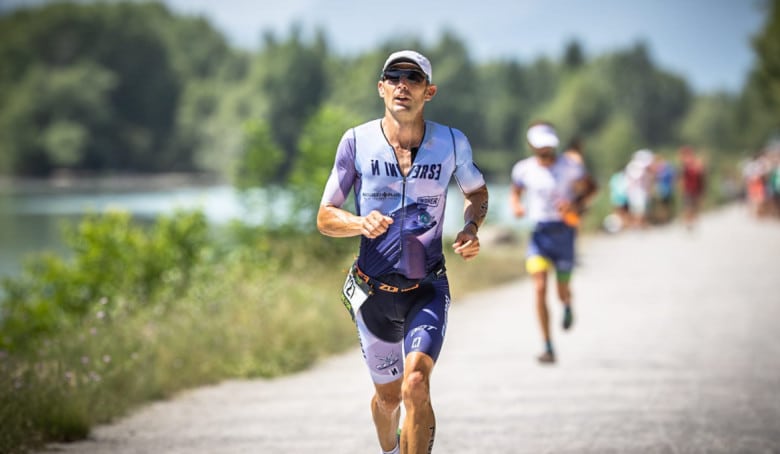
left=526, top=221, right=576, bottom=282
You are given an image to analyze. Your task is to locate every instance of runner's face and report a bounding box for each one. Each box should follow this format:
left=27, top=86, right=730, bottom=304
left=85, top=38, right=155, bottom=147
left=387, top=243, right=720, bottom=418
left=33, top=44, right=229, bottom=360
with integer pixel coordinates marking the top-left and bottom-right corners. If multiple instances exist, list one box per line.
left=379, top=63, right=435, bottom=115
left=533, top=146, right=556, bottom=159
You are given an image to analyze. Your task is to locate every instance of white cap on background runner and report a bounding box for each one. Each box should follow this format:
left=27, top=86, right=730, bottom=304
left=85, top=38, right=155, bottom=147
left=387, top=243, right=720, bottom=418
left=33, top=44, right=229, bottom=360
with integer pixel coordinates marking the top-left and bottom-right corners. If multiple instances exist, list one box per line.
left=526, top=124, right=560, bottom=149
left=632, top=149, right=655, bottom=167
left=383, top=50, right=432, bottom=82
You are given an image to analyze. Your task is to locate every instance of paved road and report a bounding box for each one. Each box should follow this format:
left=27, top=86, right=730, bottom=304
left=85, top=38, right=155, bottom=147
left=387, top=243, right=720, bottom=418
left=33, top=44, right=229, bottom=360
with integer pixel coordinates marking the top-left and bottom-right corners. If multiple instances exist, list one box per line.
left=40, top=205, right=780, bottom=454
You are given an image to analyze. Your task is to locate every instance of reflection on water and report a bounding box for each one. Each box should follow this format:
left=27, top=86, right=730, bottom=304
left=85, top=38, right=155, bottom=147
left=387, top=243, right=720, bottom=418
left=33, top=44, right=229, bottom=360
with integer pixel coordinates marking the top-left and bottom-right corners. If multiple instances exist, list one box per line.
left=0, top=184, right=268, bottom=279
left=0, top=212, right=75, bottom=277
left=0, top=183, right=519, bottom=279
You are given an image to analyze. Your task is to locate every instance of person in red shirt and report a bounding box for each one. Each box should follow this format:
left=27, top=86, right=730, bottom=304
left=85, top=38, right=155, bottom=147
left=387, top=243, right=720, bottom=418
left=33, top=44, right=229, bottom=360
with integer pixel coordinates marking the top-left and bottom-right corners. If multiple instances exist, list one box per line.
left=678, top=146, right=706, bottom=229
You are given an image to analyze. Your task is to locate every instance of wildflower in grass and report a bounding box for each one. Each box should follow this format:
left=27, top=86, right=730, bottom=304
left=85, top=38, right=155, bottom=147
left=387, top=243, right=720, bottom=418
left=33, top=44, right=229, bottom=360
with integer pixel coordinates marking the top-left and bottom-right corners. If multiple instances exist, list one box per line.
left=102, top=355, right=111, bottom=364
left=81, top=356, right=89, bottom=365
left=96, top=311, right=105, bottom=320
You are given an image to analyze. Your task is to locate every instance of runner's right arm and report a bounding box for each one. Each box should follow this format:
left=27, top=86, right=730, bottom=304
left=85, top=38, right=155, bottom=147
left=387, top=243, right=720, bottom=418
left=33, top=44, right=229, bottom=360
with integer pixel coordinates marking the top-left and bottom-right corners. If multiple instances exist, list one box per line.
left=317, top=205, right=393, bottom=239
left=317, top=129, right=393, bottom=239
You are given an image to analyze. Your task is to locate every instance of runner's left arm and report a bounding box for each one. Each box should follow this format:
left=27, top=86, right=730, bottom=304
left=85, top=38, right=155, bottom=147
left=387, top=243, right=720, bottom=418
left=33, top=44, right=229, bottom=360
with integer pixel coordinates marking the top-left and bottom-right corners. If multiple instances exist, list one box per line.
left=450, top=128, right=488, bottom=260
left=573, top=163, right=599, bottom=212
left=452, top=184, right=489, bottom=260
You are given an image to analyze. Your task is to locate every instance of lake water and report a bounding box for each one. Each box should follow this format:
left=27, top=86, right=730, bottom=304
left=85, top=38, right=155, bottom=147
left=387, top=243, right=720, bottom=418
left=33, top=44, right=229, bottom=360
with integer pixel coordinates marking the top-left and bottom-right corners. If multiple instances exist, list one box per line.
left=0, top=182, right=522, bottom=279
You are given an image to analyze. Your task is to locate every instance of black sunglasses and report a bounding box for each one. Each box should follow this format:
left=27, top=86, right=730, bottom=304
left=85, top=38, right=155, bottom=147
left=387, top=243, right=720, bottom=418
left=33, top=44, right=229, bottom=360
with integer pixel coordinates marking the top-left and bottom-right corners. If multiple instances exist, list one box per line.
left=382, top=68, right=427, bottom=84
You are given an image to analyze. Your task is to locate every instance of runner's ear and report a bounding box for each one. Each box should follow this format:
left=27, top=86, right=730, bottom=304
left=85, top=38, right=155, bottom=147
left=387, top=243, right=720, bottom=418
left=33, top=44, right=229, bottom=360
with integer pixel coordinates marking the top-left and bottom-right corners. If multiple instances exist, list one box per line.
left=425, top=84, right=437, bottom=101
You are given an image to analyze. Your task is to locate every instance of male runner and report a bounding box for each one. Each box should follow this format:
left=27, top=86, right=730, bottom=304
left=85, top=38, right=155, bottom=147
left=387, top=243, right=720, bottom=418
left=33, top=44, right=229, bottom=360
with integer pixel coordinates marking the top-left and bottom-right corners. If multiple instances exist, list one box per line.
left=509, top=121, right=596, bottom=364
left=317, top=50, right=489, bottom=454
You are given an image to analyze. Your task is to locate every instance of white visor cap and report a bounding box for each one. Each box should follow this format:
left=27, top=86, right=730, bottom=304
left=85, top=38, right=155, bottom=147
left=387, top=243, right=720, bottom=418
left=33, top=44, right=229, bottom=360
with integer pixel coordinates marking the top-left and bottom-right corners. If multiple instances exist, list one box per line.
left=632, top=149, right=654, bottom=167
left=383, top=50, right=432, bottom=83
left=527, top=124, right=560, bottom=149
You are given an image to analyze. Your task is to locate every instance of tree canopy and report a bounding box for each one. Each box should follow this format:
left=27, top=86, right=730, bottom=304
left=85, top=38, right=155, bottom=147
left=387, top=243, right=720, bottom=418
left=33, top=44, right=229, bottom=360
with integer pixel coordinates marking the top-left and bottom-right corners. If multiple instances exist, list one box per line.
left=0, top=0, right=777, bottom=183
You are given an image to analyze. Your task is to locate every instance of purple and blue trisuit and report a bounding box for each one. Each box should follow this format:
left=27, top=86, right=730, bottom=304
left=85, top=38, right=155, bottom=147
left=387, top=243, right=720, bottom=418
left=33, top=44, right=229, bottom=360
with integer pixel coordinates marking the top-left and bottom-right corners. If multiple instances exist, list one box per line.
left=320, top=119, right=485, bottom=384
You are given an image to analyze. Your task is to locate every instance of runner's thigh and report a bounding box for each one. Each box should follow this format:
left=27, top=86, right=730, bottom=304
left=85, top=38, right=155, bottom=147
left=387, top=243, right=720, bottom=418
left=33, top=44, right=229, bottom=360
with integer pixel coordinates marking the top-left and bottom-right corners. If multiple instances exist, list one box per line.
left=403, top=278, right=451, bottom=362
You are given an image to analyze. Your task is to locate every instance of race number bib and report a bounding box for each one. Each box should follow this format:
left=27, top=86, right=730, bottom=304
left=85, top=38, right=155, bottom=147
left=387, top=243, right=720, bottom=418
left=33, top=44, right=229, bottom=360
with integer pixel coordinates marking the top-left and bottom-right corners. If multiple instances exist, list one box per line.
left=341, top=270, right=369, bottom=320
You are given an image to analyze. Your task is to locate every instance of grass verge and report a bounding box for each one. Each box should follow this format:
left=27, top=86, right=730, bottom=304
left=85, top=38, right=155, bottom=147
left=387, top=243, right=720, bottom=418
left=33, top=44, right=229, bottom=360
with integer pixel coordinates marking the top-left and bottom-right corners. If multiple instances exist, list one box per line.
left=0, top=233, right=523, bottom=454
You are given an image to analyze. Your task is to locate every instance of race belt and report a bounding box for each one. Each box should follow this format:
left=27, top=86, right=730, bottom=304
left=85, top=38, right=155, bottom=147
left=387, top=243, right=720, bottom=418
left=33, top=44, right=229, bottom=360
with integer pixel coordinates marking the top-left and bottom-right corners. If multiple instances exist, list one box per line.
left=354, top=262, right=445, bottom=294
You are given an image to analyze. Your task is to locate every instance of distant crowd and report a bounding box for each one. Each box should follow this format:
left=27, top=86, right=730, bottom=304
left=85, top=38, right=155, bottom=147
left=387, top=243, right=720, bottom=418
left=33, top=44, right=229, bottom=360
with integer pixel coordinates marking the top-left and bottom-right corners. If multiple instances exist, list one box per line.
left=604, top=146, right=706, bottom=233
left=601, top=141, right=780, bottom=233
left=741, top=144, right=780, bottom=220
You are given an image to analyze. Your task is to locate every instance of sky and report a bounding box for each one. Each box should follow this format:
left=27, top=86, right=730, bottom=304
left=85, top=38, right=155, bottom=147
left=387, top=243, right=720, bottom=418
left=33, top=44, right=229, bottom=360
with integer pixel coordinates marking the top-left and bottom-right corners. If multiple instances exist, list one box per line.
left=1, top=0, right=769, bottom=93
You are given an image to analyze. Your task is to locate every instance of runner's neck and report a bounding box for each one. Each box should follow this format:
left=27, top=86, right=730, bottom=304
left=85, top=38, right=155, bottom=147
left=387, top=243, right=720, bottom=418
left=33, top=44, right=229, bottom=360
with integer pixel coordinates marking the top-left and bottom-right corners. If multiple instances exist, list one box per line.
left=381, top=117, right=425, bottom=152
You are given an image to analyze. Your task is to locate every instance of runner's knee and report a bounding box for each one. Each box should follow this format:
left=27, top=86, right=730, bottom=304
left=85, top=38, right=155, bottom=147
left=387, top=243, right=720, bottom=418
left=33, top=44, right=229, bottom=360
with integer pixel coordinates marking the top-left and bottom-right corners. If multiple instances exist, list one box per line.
left=402, top=370, right=430, bottom=408
left=532, top=272, right=547, bottom=292
left=375, top=389, right=402, bottom=412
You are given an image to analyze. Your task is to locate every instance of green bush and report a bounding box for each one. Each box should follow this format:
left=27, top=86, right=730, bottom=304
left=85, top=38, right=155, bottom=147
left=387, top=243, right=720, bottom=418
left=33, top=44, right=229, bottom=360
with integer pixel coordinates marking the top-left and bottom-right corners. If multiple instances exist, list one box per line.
left=0, top=210, right=361, bottom=454
left=0, top=209, right=210, bottom=352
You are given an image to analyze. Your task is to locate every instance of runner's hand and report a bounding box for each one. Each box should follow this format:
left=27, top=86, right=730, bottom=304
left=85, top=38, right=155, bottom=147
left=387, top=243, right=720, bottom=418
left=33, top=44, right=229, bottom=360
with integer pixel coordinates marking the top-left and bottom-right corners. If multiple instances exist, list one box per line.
left=556, top=199, right=573, bottom=214
left=452, top=231, right=480, bottom=261
left=361, top=210, right=393, bottom=239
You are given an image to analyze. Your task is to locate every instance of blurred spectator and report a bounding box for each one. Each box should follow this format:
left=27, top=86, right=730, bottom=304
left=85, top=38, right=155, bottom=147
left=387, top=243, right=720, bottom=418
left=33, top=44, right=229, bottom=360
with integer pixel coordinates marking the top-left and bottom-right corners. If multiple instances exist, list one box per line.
left=650, top=154, right=676, bottom=224
left=625, top=149, right=655, bottom=229
left=743, top=147, right=780, bottom=219
left=742, top=151, right=769, bottom=218
left=770, top=151, right=780, bottom=217
left=678, top=146, right=707, bottom=230
left=605, top=166, right=629, bottom=233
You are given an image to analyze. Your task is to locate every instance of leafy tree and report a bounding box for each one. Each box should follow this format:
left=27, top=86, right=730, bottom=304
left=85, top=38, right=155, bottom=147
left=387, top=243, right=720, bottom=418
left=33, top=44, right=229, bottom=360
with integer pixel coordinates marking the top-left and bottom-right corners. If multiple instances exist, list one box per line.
left=477, top=61, right=527, bottom=151
left=175, top=51, right=261, bottom=177
left=324, top=51, right=389, bottom=121
left=589, top=114, right=643, bottom=180
left=164, top=15, right=249, bottom=174
left=0, top=62, right=117, bottom=174
left=233, top=118, right=284, bottom=191
left=521, top=57, right=562, bottom=112
left=257, top=25, right=329, bottom=179
left=42, top=119, right=88, bottom=167
left=752, top=0, right=780, bottom=112
left=739, top=0, right=780, bottom=148
left=562, top=39, right=586, bottom=71
left=598, top=43, right=691, bottom=146
left=0, top=2, right=236, bottom=175
left=534, top=68, right=613, bottom=141
left=289, top=104, right=361, bottom=220
left=679, top=93, right=739, bottom=153
left=0, top=4, right=753, bottom=190
left=737, top=78, right=778, bottom=149
left=425, top=31, right=484, bottom=141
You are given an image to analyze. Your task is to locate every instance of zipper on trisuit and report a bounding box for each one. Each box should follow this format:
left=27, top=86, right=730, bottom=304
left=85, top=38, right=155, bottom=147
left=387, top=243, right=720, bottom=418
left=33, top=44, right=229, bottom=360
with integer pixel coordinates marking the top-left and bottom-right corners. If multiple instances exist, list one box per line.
left=388, top=123, right=424, bottom=264
left=399, top=175, right=407, bottom=257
